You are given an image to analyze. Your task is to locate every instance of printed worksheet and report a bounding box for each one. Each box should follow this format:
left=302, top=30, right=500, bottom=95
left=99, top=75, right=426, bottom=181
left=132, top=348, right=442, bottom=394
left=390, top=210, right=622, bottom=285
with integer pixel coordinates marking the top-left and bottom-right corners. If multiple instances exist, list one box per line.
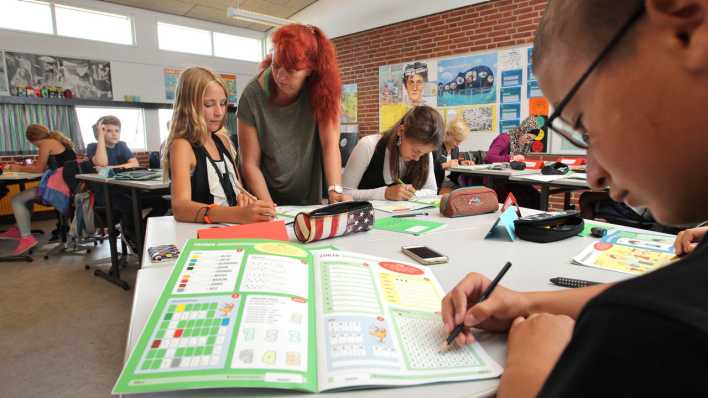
left=314, top=251, right=502, bottom=391
left=573, top=230, right=677, bottom=275
left=114, top=240, right=501, bottom=395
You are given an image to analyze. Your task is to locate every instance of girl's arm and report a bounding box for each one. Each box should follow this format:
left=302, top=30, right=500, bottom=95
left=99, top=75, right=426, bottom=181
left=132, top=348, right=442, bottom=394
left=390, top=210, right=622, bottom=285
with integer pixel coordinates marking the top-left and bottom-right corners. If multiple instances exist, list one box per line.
left=11, top=142, right=51, bottom=173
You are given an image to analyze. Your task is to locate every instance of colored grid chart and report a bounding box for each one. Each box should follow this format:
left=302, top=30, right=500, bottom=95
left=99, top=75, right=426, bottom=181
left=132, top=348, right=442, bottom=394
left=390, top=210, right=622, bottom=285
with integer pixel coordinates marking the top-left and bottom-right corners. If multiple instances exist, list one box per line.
left=136, top=296, right=240, bottom=373
left=172, top=249, right=244, bottom=295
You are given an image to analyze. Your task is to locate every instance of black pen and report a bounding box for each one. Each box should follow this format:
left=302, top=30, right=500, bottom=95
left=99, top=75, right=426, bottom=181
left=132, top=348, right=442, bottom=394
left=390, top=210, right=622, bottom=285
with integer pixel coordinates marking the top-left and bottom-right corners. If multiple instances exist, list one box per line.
left=550, top=277, right=599, bottom=288
left=392, top=212, right=429, bottom=218
left=442, top=261, right=513, bottom=351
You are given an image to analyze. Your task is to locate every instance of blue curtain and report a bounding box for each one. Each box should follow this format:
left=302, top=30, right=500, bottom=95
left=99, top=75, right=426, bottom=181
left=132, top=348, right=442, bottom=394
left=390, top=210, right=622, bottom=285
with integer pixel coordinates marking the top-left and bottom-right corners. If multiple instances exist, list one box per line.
left=0, top=103, right=84, bottom=155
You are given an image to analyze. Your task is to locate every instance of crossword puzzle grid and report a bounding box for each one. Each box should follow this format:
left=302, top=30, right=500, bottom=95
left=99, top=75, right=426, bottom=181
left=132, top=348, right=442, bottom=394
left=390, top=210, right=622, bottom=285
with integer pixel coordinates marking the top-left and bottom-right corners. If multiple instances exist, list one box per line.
left=393, top=310, right=482, bottom=370
left=137, top=298, right=238, bottom=373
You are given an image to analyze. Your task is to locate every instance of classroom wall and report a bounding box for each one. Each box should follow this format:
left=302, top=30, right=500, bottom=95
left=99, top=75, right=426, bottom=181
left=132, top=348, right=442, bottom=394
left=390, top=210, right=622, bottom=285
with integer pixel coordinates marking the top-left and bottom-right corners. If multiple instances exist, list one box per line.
left=331, top=0, right=547, bottom=139
left=0, top=0, right=264, bottom=150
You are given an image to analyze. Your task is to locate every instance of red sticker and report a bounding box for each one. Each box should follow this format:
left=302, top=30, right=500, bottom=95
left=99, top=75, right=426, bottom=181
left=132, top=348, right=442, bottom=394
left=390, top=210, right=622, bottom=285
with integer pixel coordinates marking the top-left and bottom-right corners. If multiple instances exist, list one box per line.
left=379, top=261, right=423, bottom=275
left=531, top=141, right=544, bottom=152
left=231, top=293, right=240, bottom=299
left=594, top=242, right=613, bottom=251
left=292, top=297, right=307, bottom=303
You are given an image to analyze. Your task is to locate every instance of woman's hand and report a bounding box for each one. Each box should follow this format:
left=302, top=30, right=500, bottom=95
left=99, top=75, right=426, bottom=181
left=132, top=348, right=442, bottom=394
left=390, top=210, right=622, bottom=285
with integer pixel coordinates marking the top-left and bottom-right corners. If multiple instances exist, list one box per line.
left=443, top=159, right=460, bottom=170
left=511, top=154, right=526, bottom=162
left=328, top=191, right=351, bottom=203
left=460, top=160, right=475, bottom=166
left=385, top=184, right=416, bottom=201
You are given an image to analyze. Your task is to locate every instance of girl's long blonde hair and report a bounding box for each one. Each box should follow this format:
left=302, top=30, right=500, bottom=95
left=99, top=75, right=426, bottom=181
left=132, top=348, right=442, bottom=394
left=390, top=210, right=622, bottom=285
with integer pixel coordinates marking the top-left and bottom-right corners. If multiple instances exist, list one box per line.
left=26, top=124, right=73, bottom=150
left=162, top=66, right=231, bottom=179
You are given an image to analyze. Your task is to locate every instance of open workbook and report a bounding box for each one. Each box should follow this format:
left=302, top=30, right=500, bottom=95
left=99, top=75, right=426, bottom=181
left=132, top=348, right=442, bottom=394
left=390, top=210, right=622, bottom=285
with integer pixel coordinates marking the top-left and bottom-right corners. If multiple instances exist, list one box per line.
left=114, top=239, right=502, bottom=394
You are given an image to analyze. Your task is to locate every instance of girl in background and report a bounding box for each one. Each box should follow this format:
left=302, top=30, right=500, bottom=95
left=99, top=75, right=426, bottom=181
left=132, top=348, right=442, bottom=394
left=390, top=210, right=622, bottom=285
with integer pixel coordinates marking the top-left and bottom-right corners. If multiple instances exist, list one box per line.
left=0, top=125, right=76, bottom=254
left=342, top=106, right=443, bottom=201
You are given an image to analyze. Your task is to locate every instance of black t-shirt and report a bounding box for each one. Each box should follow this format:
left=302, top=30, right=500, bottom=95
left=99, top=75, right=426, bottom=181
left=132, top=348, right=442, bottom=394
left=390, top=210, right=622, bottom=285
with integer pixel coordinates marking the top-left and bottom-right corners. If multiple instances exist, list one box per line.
left=86, top=141, right=134, bottom=166
left=539, top=236, right=708, bottom=396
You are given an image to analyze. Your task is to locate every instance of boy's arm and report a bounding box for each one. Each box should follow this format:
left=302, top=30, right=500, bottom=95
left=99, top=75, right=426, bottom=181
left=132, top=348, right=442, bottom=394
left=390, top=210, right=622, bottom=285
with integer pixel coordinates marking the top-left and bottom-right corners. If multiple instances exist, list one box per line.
left=92, top=125, right=109, bottom=167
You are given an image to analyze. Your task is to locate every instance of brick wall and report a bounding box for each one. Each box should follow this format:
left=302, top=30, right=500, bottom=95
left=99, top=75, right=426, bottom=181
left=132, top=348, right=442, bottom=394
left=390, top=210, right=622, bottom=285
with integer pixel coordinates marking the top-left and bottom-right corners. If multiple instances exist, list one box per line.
left=331, top=0, right=588, bottom=211
left=332, top=0, right=548, bottom=137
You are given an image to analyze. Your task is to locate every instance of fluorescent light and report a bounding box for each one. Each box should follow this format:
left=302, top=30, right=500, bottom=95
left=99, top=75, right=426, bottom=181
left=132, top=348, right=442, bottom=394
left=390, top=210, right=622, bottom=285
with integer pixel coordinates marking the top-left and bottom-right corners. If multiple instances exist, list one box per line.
left=227, top=7, right=293, bottom=27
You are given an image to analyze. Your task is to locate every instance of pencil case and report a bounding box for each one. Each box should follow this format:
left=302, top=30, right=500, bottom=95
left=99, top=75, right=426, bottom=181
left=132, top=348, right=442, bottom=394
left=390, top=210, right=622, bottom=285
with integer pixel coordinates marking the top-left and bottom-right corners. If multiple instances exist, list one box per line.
left=440, top=186, right=499, bottom=218
left=293, top=201, right=374, bottom=243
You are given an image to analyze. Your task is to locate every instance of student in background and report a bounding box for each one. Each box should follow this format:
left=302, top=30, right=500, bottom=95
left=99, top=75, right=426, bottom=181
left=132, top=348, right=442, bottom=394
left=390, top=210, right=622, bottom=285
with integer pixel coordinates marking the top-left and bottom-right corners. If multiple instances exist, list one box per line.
left=238, top=24, right=348, bottom=206
left=484, top=115, right=540, bottom=163
left=443, top=1, right=708, bottom=396
left=164, top=66, right=275, bottom=224
left=433, top=119, right=472, bottom=192
left=86, top=115, right=139, bottom=169
left=342, top=106, right=442, bottom=201
left=0, top=124, right=76, bottom=254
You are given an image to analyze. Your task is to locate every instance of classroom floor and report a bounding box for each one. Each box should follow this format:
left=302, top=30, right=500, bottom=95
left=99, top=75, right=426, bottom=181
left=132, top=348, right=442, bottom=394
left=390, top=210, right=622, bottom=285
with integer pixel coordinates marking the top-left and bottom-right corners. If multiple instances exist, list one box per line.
left=0, top=220, right=137, bottom=398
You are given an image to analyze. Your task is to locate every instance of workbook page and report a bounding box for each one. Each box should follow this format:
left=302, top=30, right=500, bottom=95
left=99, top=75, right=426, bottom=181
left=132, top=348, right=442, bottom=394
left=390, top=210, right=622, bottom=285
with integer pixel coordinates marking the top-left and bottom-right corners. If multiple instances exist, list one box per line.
left=313, top=251, right=502, bottom=391
left=114, top=239, right=318, bottom=395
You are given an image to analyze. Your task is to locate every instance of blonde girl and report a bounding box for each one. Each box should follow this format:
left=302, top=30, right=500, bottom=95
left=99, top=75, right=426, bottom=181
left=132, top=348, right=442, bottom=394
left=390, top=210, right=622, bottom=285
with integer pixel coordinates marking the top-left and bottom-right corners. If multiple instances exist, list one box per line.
left=163, top=67, right=275, bottom=224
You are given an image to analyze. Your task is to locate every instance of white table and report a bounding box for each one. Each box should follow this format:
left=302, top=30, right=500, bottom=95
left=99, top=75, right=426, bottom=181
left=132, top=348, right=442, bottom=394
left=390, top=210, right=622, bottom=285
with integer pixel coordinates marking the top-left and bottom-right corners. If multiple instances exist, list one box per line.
left=76, top=173, right=169, bottom=289
left=126, top=209, right=633, bottom=397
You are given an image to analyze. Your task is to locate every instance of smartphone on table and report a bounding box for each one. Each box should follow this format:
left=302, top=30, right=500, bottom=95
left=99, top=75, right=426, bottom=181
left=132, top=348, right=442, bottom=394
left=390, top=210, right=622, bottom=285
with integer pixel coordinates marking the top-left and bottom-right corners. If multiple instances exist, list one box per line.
left=401, top=245, right=448, bottom=265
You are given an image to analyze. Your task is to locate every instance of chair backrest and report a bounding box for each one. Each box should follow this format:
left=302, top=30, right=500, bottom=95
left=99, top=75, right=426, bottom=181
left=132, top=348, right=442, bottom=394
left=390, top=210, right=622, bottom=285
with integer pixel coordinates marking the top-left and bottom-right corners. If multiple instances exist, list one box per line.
left=148, top=151, right=161, bottom=169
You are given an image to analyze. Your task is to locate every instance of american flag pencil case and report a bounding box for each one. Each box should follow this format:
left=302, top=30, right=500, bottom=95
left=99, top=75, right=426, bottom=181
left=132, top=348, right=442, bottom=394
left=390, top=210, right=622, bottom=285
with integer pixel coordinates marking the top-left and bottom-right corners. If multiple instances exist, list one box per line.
left=293, top=201, right=374, bottom=243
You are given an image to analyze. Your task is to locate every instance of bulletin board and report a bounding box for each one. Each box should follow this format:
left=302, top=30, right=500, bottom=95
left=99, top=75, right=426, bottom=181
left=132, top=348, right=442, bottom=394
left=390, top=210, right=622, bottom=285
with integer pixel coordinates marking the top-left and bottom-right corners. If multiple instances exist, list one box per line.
left=378, top=44, right=586, bottom=155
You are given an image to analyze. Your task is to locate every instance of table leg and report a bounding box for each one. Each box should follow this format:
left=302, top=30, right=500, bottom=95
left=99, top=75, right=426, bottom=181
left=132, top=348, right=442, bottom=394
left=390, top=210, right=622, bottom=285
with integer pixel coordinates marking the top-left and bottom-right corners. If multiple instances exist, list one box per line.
left=93, top=183, right=130, bottom=290
left=564, top=191, right=572, bottom=210
left=131, top=188, right=144, bottom=268
left=539, top=185, right=550, bottom=212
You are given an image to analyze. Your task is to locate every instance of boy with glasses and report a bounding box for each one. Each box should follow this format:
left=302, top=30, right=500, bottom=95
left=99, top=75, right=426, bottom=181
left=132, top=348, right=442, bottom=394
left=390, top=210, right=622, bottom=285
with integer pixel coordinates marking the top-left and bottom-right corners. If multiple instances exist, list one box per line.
left=442, top=1, right=708, bottom=396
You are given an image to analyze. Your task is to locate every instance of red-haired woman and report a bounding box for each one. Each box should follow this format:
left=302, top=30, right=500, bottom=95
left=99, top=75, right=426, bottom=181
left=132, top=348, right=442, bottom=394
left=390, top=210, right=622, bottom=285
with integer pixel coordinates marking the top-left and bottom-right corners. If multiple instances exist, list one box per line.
left=237, top=24, right=349, bottom=205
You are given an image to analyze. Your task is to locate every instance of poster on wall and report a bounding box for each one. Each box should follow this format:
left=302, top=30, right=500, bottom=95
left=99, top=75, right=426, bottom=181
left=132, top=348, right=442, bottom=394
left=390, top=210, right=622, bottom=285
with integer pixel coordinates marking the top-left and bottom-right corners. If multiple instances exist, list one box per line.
left=164, top=68, right=238, bottom=104
left=0, top=51, right=8, bottom=94
left=5, top=51, right=112, bottom=99
left=378, top=60, right=437, bottom=131
left=527, top=47, right=543, bottom=98
left=437, top=53, right=497, bottom=107
left=446, top=104, right=497, bottom=134
left=341, top=83, right=358, bottom=124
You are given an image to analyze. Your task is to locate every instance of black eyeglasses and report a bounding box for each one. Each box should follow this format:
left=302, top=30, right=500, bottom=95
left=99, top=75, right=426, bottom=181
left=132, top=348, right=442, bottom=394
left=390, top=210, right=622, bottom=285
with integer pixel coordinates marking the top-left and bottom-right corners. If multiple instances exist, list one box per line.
left=544, top=6, right=645, bottom=149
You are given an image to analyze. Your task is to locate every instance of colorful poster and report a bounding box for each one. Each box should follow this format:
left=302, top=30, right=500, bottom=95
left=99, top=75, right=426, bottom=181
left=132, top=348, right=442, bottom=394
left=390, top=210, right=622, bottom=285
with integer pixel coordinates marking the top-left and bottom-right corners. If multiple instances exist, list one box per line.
left=527, top=47, right=543, bottom=98
left=0, top=51, right=8, bottom=94
left=165, top=68, right=238, bottom=104
left=437, top=53, right=498, bottom=106
left=499, top=119, right=520, bottom=132
left=500, top=104, right=520, bottom=121
left=447, top=104, right=497, bottom=134
left=501, top=70, right=522, bottom=87
left=501, top=87, right=521, bottom=104
left=5, top=51, right=112, bottom=99
left=529, top=97, right=550, bottom=116
left=379, top=60, right=437, bottom=131
left=341, top=83, right=358, bottom=124
left=498, top=48, right=523, bottom=71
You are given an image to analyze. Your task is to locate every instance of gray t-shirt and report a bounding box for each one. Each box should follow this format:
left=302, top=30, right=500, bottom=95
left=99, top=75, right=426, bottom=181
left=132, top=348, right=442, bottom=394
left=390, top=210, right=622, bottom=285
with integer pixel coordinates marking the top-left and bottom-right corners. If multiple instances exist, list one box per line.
left=237, top=76, right=323, bottom=205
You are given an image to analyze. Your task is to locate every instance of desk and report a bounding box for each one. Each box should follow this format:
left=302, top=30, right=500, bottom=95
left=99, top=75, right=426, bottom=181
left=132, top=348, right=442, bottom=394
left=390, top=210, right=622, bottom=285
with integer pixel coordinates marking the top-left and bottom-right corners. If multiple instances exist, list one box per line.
left=76, top=173, right=169, bottom=289
left=509, top=174, right=592, bottom=211
left=127, top=210, right=631, bottom=397
left=0, top=171, right=43, bottom=262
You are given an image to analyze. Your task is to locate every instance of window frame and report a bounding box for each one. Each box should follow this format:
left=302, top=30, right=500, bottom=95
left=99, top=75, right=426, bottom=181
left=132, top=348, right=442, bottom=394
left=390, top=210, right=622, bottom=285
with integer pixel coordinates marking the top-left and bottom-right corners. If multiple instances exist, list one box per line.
left=54, top=3, right=136, bottom=46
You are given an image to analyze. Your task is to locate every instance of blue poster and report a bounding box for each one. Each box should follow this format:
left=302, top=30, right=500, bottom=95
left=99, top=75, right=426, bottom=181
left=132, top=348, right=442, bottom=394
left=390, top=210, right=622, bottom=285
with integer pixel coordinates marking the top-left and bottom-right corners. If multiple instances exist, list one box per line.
left=500, top=119, right=520, bottom=132
left=501, top=70, right=522, bottom=87
left=501, top=86, right=521, bottom=104
left=437, top=53, right=498, bottom=106
left=500, top=104, right=520, bottom=121
left=527, top=80, right=543, bottom=98
left=527, top=47, right=536, bottom=81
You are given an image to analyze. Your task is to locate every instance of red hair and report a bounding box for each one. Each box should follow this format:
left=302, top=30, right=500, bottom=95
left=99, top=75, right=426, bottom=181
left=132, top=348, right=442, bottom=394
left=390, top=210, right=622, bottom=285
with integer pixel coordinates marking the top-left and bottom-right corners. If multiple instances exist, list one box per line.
left=261, top=24, right=341, bottom=127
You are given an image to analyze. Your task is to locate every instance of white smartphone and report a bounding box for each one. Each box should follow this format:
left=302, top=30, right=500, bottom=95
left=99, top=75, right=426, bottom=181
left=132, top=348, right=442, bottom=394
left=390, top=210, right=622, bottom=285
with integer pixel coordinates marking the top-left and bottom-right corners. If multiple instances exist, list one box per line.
left=401, top=245, right=448, bottom=265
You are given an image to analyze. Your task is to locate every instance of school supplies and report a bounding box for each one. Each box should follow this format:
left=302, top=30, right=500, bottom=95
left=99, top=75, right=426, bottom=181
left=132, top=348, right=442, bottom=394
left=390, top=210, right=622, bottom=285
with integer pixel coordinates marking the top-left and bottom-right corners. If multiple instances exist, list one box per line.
left=148, top=245, right=180, bottom=263
left=443, top=261, right=512, bottom=350
left=572, top=230, right=677, bottom=275
left=293, top=201, right=374, bottom=243
left=370, top=200, right=435, bottom=213
left=439, top=187, right=498, bottom=218
left=197, top=220, right=289, bottom=241
left=514, top=210, right=584, bottom=243
left=392, top=212, right=429, bottom=218
left=114, top=241, right=502, bottom=394
left=374, top=216, right=446, bottom=236
left=550, top=277, right=600, bottom=288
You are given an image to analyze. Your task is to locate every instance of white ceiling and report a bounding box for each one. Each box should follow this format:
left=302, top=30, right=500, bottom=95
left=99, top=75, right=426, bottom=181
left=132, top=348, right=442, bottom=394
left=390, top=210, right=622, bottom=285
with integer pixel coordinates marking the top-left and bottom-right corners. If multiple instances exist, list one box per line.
left=99, top=0, right=318, bottom=31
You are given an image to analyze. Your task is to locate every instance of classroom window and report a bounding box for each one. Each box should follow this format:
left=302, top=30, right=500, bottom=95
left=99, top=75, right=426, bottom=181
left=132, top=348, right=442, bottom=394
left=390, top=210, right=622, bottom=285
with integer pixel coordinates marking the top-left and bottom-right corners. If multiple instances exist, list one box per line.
left=0, top=0, right=54, bottom=35
left=54, top=4, right=134, bottom=45
left=157, top=22, right=212, bottom=56
left=158, top=108, right=174, bottom=145
left=213, top=32, right=262, bottom=62
left=76, top=107, right=147, bottom=151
